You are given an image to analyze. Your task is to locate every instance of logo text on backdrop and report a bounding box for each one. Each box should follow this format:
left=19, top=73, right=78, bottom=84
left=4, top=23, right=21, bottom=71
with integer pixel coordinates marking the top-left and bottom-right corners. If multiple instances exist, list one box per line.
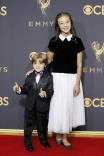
left=83, top=67, right=104, bottom=73
left=84, top=98, right=104, bottom=107
left=83, top=5, right=104, bottom=15
left=0, top=67, right=8, bottom=72
left=29, top=21, right=54, bottom=27
left=0, top=97, right=9, bottom=106
left=0, top=6, right=7, bottom=16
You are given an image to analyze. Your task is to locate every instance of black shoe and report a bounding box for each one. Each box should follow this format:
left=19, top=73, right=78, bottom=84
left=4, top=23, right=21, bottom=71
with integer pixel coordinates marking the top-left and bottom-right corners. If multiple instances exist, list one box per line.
left=56, top=139, right=62, bottom=146
left=25, top=143, right=34, bottom=151
left=41, top=142, right=51, bottom=148
left=62, top=142, right=72, bottom=149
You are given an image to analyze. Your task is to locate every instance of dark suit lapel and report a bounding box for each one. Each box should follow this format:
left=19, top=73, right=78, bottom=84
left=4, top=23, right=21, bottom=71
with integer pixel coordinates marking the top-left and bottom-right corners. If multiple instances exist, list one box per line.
left=32, top=71, right=36, bottom=89
left=37, top=72, right=46, bottom=89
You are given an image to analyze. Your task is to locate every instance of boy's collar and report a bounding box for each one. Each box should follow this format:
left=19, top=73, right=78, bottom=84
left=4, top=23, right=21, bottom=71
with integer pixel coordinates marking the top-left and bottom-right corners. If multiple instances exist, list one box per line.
left=34, top=69, right=44, bottom=73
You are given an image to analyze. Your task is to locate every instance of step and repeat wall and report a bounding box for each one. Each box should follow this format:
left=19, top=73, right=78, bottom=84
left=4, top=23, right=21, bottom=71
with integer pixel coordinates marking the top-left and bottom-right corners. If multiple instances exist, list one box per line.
left=0, top=0, right=104, bottom=131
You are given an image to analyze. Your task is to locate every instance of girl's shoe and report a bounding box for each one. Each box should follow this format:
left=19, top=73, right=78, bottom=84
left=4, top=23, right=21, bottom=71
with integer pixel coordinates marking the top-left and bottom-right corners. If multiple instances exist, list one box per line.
left=56, top=139, right=62, bottom=146
left=62, top=141, right=72, bottom=149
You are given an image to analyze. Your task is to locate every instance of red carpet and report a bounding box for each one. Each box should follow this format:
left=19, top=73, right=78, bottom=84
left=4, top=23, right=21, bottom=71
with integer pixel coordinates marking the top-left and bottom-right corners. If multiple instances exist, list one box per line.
left=0, top=135, right=104, bottom=156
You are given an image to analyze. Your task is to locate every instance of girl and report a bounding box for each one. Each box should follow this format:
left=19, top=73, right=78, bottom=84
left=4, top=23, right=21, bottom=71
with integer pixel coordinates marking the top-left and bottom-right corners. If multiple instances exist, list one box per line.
left=47, top=12, right=85, bottom=149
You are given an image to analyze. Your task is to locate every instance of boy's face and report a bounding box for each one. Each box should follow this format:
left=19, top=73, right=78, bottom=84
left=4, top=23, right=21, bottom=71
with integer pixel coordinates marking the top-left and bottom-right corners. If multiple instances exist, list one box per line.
left=33, top=59, right=46, bottom=72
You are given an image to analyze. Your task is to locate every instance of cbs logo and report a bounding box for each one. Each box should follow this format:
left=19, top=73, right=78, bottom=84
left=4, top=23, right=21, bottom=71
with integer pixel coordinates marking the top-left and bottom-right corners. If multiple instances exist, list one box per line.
left=83, top=5, right=104, bottom=15
left=0, top=97, right=9, bottom=106
left=0, top=6, right=7, bottom=16
left=29, top=52, right=47, bottom=60
left=84, top=98, right=104, bottom=107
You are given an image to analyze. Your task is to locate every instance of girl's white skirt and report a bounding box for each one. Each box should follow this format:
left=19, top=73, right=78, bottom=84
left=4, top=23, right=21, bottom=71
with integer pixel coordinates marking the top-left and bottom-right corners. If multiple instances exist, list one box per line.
left=48, top=73, right=85, bottom=134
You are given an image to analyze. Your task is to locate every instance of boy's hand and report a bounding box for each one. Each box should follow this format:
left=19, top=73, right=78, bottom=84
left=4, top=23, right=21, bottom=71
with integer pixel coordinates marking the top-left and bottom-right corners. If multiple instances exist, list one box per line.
left=39, top=88, right=46, bottom=98
left=13, top=82, right=19, bottom=92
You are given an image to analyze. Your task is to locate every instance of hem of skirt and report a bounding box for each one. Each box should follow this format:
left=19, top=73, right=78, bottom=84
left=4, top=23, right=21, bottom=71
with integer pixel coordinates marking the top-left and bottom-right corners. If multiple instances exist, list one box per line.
left=48, top=123, right=86, bottom=134
left=48, top=130, right=70, bottom=134
left=52, top=72, right=77, bottom=74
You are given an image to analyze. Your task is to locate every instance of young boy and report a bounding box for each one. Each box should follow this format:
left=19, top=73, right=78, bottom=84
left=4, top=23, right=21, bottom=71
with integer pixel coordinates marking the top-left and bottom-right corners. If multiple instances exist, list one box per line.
left=13, top=53, right=53, bottom=151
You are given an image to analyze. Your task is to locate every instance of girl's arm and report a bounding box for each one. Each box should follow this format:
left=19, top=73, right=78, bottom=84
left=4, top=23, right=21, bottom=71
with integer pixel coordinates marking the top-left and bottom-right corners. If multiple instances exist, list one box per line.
left=25, top=68, right=34, bottom=77
left=47, top=51, right=54, bottom=64
left=73, top=51, right=83, bottom=97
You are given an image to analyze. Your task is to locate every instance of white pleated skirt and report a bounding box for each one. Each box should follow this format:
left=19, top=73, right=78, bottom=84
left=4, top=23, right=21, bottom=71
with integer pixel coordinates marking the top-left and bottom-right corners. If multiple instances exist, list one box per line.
left=48, top=73, right=85, bottom=134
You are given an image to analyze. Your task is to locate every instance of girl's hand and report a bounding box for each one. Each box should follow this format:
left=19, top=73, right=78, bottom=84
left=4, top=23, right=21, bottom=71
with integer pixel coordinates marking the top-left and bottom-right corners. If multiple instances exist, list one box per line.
left=13, top=82, right=19, bottom=92
left=39, top=88, right=46, bottom=98
left=25, top=69, right=33, bottom=77
left=73, top=85, right=80, bottom=97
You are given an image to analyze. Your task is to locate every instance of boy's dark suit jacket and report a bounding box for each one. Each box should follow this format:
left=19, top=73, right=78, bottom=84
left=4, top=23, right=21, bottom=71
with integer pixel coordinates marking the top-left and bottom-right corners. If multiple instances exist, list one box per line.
left=18, top=71, right=53, bottom=112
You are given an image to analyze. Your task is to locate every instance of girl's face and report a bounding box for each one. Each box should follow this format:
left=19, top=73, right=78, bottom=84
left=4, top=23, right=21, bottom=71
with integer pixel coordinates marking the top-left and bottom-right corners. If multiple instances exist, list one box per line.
left=58, top=15, right=71, bottom=36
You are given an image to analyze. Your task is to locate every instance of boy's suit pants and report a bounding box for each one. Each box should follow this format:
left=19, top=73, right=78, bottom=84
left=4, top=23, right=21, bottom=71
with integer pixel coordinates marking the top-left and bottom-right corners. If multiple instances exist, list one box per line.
left=24, top=104, right=48, bottom=145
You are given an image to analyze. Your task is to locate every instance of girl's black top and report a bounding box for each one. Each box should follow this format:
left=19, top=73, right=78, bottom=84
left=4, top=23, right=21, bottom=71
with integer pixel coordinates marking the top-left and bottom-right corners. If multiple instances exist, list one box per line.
left=48, top=36, right=85, bottom=74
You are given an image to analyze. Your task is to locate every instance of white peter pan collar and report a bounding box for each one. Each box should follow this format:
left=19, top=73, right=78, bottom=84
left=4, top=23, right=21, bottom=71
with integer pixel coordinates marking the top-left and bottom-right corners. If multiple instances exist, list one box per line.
left=59, top=34, right=72, bottom=41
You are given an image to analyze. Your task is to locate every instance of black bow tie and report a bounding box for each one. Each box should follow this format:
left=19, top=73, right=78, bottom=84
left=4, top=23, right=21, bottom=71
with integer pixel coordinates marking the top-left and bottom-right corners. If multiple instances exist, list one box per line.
left=35, top=71, right=43, bottom=77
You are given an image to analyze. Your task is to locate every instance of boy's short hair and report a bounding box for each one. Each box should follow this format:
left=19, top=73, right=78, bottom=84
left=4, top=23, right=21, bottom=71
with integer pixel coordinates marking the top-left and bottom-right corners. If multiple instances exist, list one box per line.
left=31, top=52, right=48, bottom=65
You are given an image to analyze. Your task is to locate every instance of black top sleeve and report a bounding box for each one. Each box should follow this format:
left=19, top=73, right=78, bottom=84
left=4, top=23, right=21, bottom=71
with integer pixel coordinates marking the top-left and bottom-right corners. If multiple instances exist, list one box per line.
left=76, top=38, right=85, bottom=53
left=48, top=37, right=56, bottom=53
